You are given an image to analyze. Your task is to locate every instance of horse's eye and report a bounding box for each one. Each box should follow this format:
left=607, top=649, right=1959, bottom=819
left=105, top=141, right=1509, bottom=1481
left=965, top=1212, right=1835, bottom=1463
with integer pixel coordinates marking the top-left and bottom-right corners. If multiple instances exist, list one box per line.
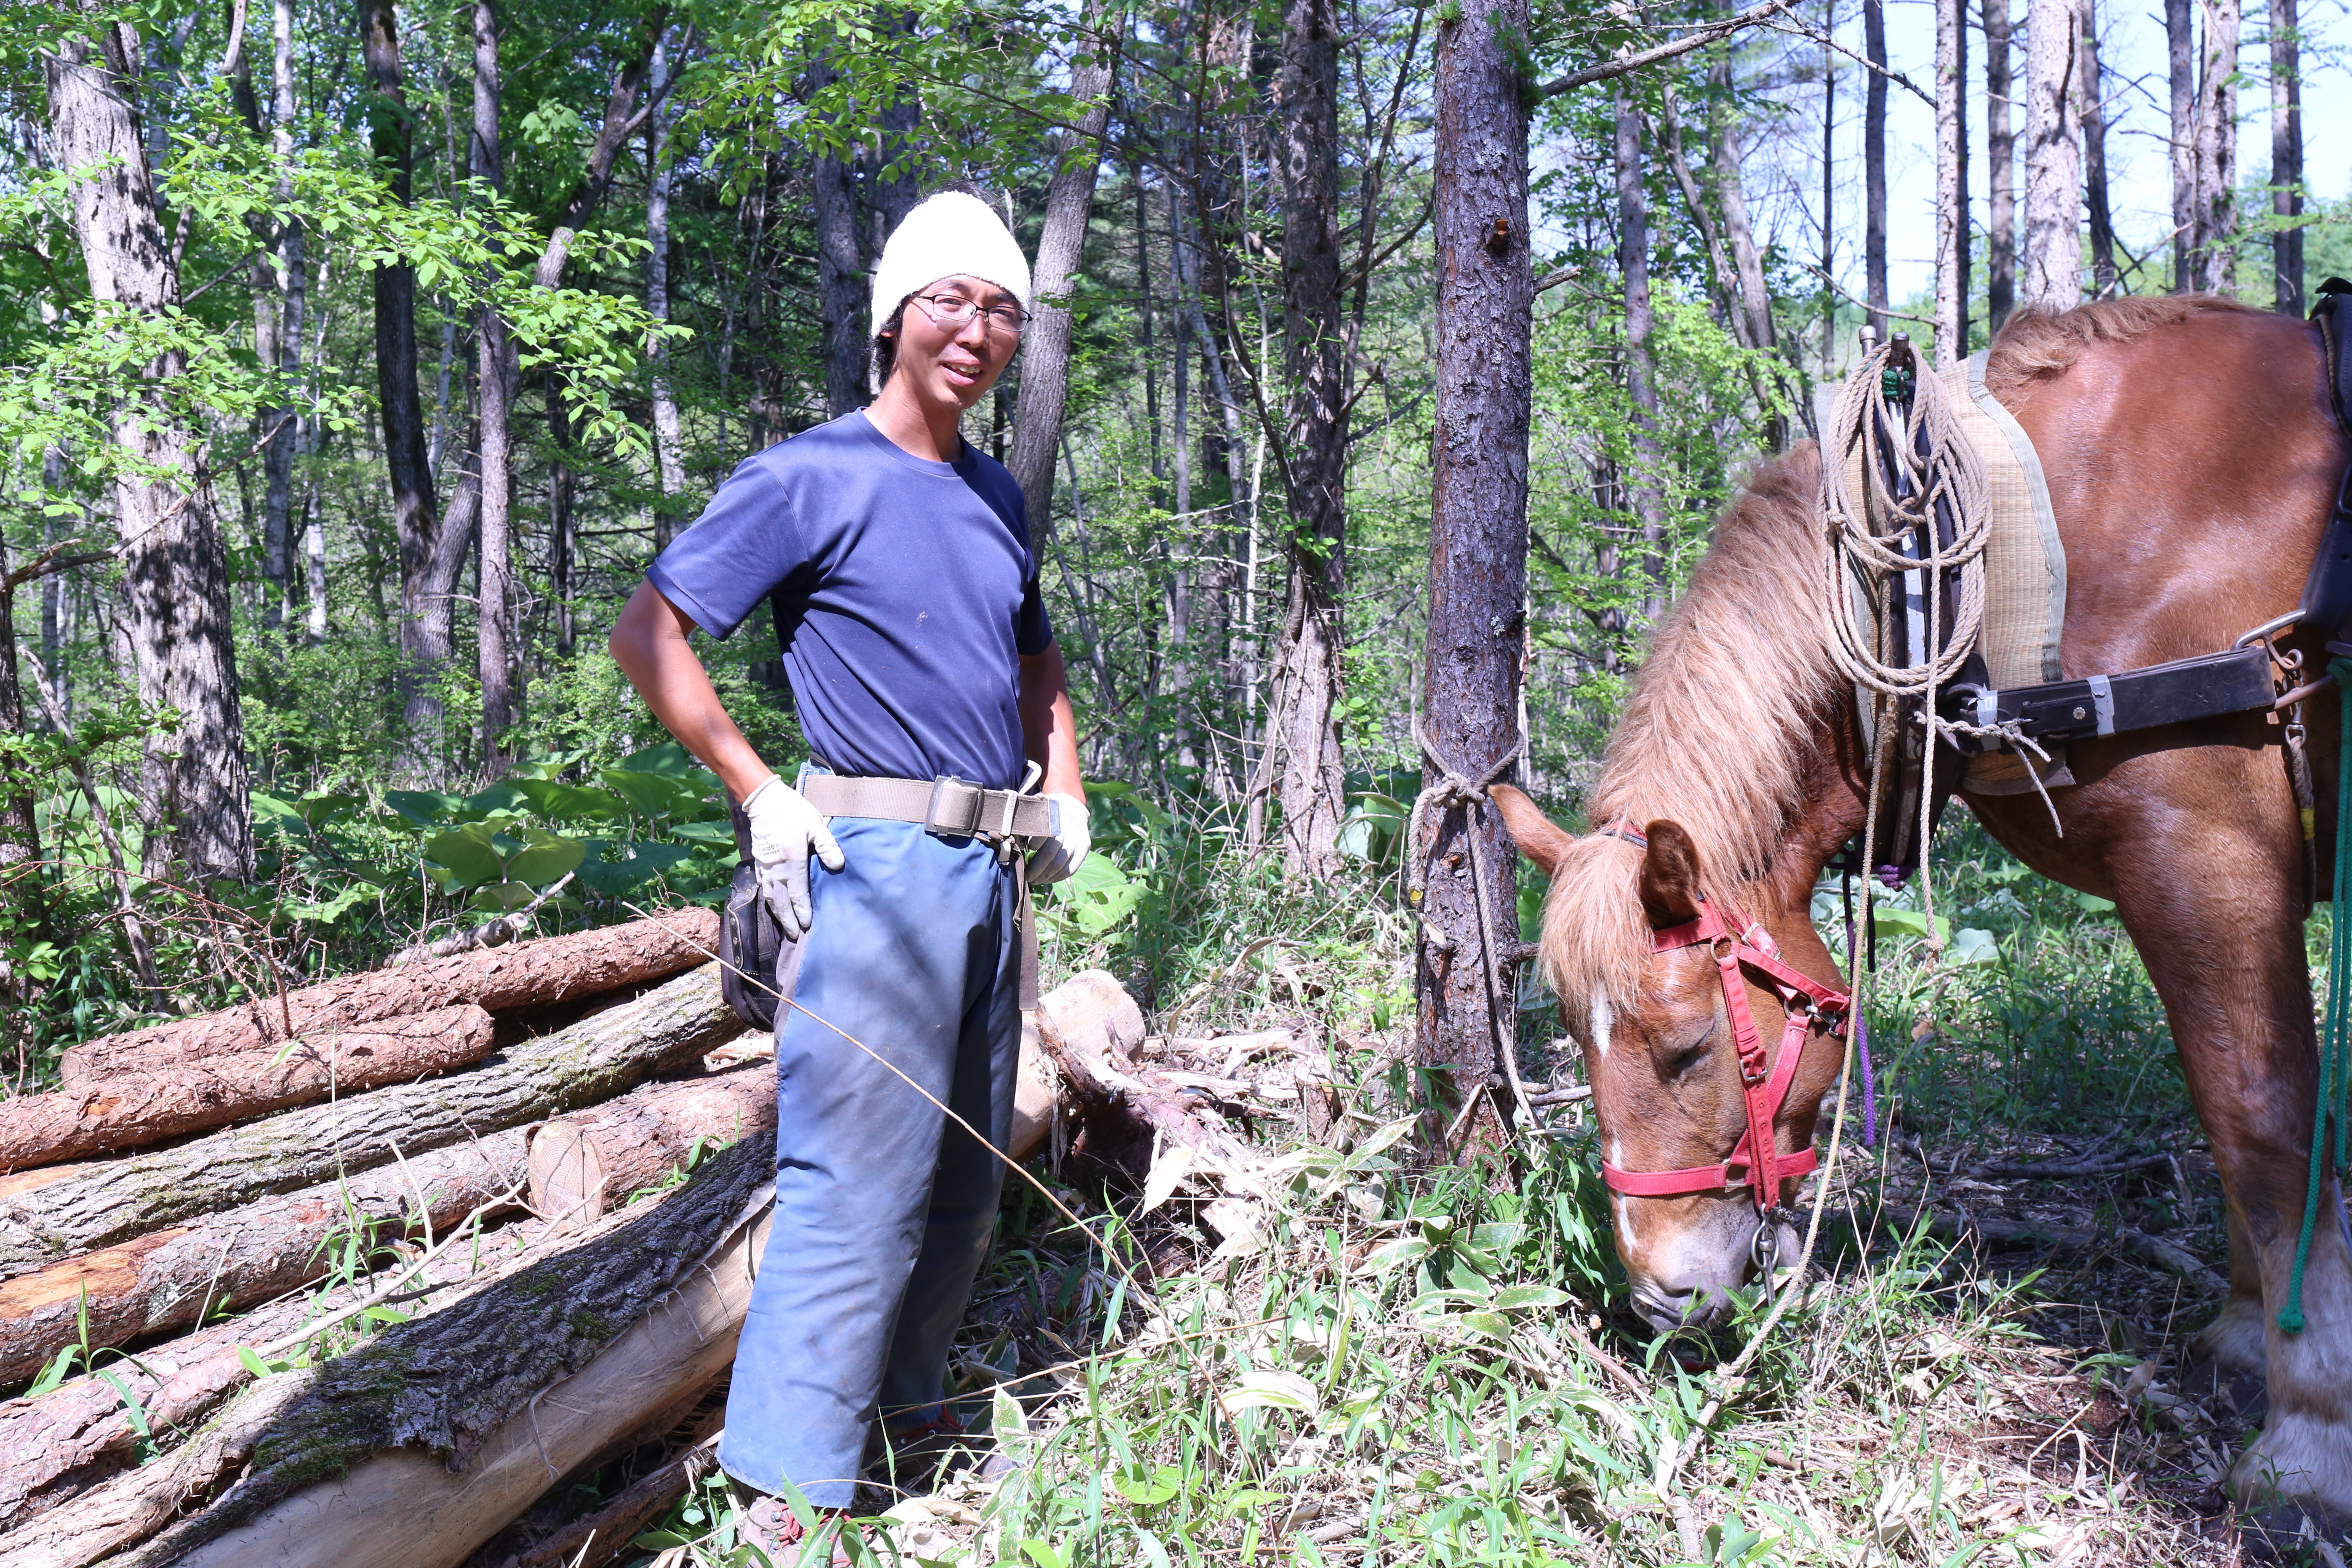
left=1660, top=1020, right=1715, bottom=1077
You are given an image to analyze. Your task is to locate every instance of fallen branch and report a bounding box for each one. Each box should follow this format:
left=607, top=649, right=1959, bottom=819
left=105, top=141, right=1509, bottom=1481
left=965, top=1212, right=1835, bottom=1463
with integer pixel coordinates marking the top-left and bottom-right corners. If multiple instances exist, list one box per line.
left=490, top=1426, right=724, bottom=1568
left=386, top=873, right=575, bottom=967
left=1880, top=1203, right=2225, bottom=1292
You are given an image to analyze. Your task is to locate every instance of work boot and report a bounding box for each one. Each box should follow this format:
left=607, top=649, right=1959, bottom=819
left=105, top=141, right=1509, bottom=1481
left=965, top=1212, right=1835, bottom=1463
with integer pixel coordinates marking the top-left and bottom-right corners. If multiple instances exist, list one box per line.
left=731, top=1485, right=857, bottom=1567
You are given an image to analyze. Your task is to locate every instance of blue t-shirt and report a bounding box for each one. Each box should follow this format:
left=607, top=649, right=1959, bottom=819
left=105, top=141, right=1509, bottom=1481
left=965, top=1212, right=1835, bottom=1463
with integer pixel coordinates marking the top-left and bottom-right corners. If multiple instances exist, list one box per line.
left=646, top=411, right=1054, bottom=791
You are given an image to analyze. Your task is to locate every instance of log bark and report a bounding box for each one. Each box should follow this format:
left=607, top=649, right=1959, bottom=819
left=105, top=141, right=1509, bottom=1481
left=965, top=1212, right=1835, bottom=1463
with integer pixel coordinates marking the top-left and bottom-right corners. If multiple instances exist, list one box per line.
left=118, top=1136, right=777, bottom=1568
left=1033, top=974, right=1247, bottom=1180
left=494, top=1428, right=722, bottom=1568
left=0, top=1123, right=527, bottom=1388
left=0, top=965, right=742, bottom=1280
left=62, top=911, right=718, bottom=1082
left=527, top=1058, right=775, bottom=1225
left=1, top=1005, right=495, bottom=1170
left=0, top=1210, right=554, bottom=1532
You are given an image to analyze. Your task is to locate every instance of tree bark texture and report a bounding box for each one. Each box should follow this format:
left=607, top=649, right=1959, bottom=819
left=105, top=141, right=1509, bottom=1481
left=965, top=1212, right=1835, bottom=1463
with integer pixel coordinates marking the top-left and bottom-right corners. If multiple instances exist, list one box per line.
left=1863, top=0, right=1888, bottom=333
left=472, top=0, right=517, bottom=763
left=62, top=910, right=718, bottom=1081
left=2079, top=0, right=2115, bottom=296
left=2020, top=0, right=2082, bottom=309
left=1272, top=0, right=1349, bottom=885
left=811, top=55, right=869, bottom=419
left=1934, top=0, right=1966, bottom=364
left=547, top=377, right=575, bottom=655
left=1034, top=994, right=1250, bottom=1182
left=2167, top=0, right=2194, bottom=291
left=44, top=28, right=252, bottom=883
left=1615, top=93, right=1666, bottom=622
left=1705, top=59, right=1775, bottom=362
left=0, top=1121, right=527, bottom=1388
left=1, top=1005, right=495, bottom=1170
left=261, top=0, right=305, bottom=627
left=526, top=1058, right=776, bottom=1225
left=2272, top=0, right=2301, bottom=313
left=0, top=965, right=742, bottom=1280
left=117, top=1137, right=776, bottom=1568
left=1007, top=5, right=1120, bottom=531
left=530, top=7, right=665, bottom=292
left=1985, top=0, right=2015, bottom=335
left=1418, top=0, right=1530, bottom=1155
left=645, top=33, right=685, bottom=551
left=2190, top=0, right=2238, bottom=292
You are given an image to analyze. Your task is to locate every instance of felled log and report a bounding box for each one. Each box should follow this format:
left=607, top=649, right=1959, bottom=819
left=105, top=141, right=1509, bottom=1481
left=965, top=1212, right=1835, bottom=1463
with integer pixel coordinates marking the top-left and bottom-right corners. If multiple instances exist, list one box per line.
left=0, top=1125, right=528, bottom=1387
left=0, top=964, right=744, bottom=1282
left=0, top=1005, right=496, bottom=1172
left=60, top=910, right=720, bottom=1084
left=527, top=1058, right=776, bottom=1225
left=494, top=1428, right=724, bottom=1568
left=1033, top=970, right=1253, bottom=1182
left=107, top=1135, right=778, bottom=1568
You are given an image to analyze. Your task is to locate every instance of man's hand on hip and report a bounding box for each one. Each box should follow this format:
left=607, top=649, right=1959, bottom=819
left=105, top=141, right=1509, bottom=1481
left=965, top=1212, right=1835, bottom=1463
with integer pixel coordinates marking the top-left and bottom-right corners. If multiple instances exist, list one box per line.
left=1027, top=791, right=1090, bottom=885
left=741, top=776, right=845, bottom=939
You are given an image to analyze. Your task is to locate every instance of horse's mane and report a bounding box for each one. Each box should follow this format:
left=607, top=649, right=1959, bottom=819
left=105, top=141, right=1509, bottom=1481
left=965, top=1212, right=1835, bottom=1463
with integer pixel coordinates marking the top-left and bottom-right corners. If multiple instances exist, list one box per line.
left=1537, top=294, right=2260, bottom=1010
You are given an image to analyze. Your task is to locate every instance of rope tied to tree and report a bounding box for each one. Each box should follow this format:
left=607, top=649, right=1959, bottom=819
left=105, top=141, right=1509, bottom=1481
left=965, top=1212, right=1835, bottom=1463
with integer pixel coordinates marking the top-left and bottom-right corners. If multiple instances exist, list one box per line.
left=2280, top=656, right=2352, bottom=1333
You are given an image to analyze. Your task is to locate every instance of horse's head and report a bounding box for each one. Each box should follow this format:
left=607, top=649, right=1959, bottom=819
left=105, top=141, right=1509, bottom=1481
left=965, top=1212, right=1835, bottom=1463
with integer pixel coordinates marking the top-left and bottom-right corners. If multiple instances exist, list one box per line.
left=1491, top=785, right=1852, bottom=1333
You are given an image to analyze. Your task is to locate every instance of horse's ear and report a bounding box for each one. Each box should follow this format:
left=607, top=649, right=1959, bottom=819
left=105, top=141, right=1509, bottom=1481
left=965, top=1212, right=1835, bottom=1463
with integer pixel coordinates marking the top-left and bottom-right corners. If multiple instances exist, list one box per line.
left=1489, top=784, right=1572, bottom=876
left=1638, top=820, right=1706, bottom=927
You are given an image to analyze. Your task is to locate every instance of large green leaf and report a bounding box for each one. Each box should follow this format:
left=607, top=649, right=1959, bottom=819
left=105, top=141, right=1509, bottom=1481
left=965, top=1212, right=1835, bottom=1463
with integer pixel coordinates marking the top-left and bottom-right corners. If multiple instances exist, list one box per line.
left=669, top=819, right=738, bottom=847
left=423, top=824, right=505, bottom=890
left=505, top=830, right=586, bottom=885
left=464, top=782, right=530, bottom=818
left=620, top=741, right=699, bottom=778
left=600, top=767, right=688, bottom=820
left=509, top=777, right=627, bottom=824
left=470, top=881, right=539, bottom=912
left=572, top=839, right=696, bottom=897
left=1052, top=851, right=1140, bottom=937
left=384, top=790, right=465, bottom=830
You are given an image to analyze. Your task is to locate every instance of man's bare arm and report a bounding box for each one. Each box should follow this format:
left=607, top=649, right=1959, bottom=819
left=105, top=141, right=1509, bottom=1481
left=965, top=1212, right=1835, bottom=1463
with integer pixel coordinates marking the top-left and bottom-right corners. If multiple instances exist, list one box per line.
left=1018, top=643, right=1084, bottom=800
left=609, top=580, right=776, bottom=802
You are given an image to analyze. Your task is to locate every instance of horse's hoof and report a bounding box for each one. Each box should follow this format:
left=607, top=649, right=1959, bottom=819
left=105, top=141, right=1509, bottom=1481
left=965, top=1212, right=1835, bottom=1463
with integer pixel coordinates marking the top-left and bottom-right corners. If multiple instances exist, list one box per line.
left=2178, top=1348, right=2270, bottom=1426
left=2236, top=1502, right=2352, bottom=1564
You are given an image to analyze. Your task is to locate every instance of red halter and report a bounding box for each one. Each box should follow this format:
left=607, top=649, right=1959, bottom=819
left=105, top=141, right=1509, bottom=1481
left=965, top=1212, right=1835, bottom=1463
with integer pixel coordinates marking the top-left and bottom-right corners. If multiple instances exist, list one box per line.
left=1589, top=825, right=1852, bottom=1211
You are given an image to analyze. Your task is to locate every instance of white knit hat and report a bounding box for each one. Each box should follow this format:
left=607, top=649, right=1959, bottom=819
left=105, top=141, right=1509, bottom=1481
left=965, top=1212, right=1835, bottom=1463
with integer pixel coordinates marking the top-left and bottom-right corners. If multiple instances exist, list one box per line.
left=869, top=192, right=1033, bottom=343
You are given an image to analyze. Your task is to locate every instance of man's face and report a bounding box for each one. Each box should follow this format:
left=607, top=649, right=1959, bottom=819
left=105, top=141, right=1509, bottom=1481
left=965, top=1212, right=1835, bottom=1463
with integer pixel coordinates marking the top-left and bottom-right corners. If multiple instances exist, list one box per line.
left=888, top=275, right=1023, bottom=412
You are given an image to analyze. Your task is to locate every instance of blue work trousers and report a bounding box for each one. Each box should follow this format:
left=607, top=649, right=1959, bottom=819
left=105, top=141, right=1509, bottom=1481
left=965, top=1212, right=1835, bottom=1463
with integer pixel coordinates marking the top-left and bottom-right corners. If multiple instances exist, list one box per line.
left=717, top=817, right=1021, bottom=1507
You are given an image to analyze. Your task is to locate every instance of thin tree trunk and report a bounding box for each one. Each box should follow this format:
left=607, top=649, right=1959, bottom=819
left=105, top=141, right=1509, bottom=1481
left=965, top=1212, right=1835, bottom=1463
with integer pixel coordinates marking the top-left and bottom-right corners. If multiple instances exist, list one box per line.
left=868, top=11, right=923, bottom=243
left=45, top=21, right=251, bottom=883
left=1935, top=0, right=1965, bottom=364
left=1615, top=92, right=1666, bottom=624
left=528, top=5, right=666, bottom=291
left=645, top=32, right=684, bottom=550
left=2078, top=0, right=2115, bottom=297
left=1007, top=3, right=1119, bottom=529
left=2272, top=0, right=2301, bottom=312
left=548, top=373, right=575, bottom=656
left=2168, top=0, right=2195, bottom=291
left=261, top=0, right=304, bottom=633
left=1820, top=2, right=1836, bottom=373
left=1273, top=0, right=1348, bottom=885
left=1703, top=51, right=1787, bottom=448
left=1864, top=0, right=1888, bottom=333
left=1134, top=167, right=1163, bottom=487
left=2192, top=0, right=2239, bottom=292
left=301, top=474, right=325, bottom=643
left=473, top=0, right=515, bottom=769
left=2021, top=0, right=2082, bottom=309
left=1985, top=0, right=2015, bottom=333
left=810, top=56, right=866, bottom=419
left=1421, top=0, right=1531, bottom=1155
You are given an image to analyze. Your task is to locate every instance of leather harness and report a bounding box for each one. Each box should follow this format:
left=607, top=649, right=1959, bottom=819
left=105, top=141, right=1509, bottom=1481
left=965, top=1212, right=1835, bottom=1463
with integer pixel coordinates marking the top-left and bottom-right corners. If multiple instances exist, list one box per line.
left=1589, top=822, right=1853, bottom=1213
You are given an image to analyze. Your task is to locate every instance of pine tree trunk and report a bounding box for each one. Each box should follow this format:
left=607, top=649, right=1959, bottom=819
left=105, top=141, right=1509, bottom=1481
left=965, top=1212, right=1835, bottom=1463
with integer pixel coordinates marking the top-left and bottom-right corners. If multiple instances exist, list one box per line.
left=1985, top=0, right=2015, bottom=334
left=1007, top=5, right=1119, bottom=533
left=2192, top=0, right=2239, bottom=292
left=261, top=0, right=304, bottom=631
left=1420, top=0, right=1531, bottom=1156
left=44, top=23, right=252, bottom=883
left=2020, top=0, right=2082, bottom=309
left=2168, top=0, right=2195, bottom=291
left=2272, top=0, right=2301, bottom=312
left=1864, top=0, right=1889, bottom=332
left=472, top=0, right=515, bottom=767
left=1272, top=0, right=1348, bottom=885
left=645, top=33, right=685, bottom=550
left=1615, top=93, right=1666, bottom=624
left=2079, top=0, right=2116, bottom=297
left=1935, top=0, right=1967, bottom=364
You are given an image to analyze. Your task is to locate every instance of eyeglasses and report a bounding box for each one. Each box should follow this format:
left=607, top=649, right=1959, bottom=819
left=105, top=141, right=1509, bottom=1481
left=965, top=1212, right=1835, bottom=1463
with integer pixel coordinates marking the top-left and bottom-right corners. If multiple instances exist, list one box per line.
left=910, top=292, right=1028, bottom=336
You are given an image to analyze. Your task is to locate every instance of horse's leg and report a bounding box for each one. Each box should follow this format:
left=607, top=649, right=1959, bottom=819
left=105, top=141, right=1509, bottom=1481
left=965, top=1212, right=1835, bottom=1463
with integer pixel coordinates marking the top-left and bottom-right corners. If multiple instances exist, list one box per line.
left=2195, top=1203, right=2272, bottom=1381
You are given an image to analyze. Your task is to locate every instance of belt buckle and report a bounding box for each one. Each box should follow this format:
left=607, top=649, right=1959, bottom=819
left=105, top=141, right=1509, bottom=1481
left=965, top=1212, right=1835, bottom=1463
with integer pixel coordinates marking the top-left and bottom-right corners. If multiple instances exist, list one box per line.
left=923, top=775, right=980, bottom=837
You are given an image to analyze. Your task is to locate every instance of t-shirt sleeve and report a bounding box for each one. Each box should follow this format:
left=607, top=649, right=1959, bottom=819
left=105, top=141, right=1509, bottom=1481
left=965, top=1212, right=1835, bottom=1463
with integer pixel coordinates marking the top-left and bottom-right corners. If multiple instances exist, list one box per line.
left=1016, top=564, right=1054, bottom=657
left=644, top=459, right=805, bottom=640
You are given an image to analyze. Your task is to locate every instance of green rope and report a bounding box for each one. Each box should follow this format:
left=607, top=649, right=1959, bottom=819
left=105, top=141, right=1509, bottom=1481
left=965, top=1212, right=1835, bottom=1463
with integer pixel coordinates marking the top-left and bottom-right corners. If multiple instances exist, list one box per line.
left=2281, top=657, right=2352, bottom=1333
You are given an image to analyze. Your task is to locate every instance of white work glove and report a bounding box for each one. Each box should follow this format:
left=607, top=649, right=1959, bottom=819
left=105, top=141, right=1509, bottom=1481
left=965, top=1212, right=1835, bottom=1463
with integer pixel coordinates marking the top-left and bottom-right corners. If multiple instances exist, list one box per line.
left=740, top=775, right=844, bottom=941
left=1026, top=791, right=1090, bottom=886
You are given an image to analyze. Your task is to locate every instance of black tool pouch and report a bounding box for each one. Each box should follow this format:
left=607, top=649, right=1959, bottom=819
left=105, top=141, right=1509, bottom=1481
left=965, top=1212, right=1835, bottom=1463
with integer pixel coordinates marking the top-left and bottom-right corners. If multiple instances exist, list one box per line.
left=718, top=793, right=807, bottom=1032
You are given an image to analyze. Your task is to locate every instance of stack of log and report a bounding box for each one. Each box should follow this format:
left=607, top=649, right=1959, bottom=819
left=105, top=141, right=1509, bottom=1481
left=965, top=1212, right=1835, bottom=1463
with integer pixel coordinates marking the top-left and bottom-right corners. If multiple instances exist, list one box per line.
left=0, top=913, right=1268, bottom=1568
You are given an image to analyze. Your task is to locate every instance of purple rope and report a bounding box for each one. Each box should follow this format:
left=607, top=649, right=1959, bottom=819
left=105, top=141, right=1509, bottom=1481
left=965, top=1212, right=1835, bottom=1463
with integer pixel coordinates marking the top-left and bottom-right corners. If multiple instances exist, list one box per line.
left=1854, top=1012, right=1877, bottom=1147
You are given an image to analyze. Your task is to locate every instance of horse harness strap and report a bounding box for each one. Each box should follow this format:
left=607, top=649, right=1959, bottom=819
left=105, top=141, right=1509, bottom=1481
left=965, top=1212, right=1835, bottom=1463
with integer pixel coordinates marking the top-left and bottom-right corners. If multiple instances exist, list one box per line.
left=1597, top=896, right=1852, bottom=1212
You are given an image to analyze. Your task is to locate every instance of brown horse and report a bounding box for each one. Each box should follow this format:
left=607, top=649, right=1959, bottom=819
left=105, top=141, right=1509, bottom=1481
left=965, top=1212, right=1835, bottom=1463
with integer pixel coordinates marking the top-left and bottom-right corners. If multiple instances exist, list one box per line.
left=1493, top=296, right=2352, bottom=1520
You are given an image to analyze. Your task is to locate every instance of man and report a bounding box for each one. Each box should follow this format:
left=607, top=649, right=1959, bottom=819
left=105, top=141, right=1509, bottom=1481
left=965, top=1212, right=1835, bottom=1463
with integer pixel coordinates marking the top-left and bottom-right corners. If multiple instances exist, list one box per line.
left=609, top=190, right=1087, bottom=1553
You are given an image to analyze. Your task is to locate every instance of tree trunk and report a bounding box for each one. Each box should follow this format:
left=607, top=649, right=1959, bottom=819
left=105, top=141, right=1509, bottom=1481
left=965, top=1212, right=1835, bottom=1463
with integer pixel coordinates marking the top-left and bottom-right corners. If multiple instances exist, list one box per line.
left=547, top=374, right=574, bottom=655
left=0, top=1005, right=496, bottom=1170
left=261, top=0, right=304, bottom=631
left=1271, top=0, right=1348, bottom=885
left=1615, top=92, right=1666, bottom=623
left=526, top=1058, right=776, bottom=1224
left=1706, top=58, right=1776, bottom=361
left=2272, top=0, right=2300, bottom=313
left=2192, top=0, right=2239, bottom=292
left=810, top=64, right=867, bottom=418
left=2079, top=0, right=2116, bottom=297
left=1934, top=0, right=1967, bottom=364
left=1420, top=0, right=1531, bottom=1157
left=0, top=966, right=741, bottom=1280
left=645, top=32, right=684, bottom=550
left=2168, top=0, right=2195, bottom=291
left=0, top=1120, right=526, bottom=1387
left=1006, top=4, right=1117, bottom=529
left=63, top=909, right=718, bottom=1080
left=44, top=24, right=252, bottom=884
left=1985, top=0, right=2015, bottom=334
left=530, top=8, right=666, bottom=292
left=1820, top=4, right=1836, bottom=372
left=2020, top=0, right=2082, bottom=309
left=472, top=0, right=516, bottom=767
left=1864, top=0, right=1888, bottom=333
